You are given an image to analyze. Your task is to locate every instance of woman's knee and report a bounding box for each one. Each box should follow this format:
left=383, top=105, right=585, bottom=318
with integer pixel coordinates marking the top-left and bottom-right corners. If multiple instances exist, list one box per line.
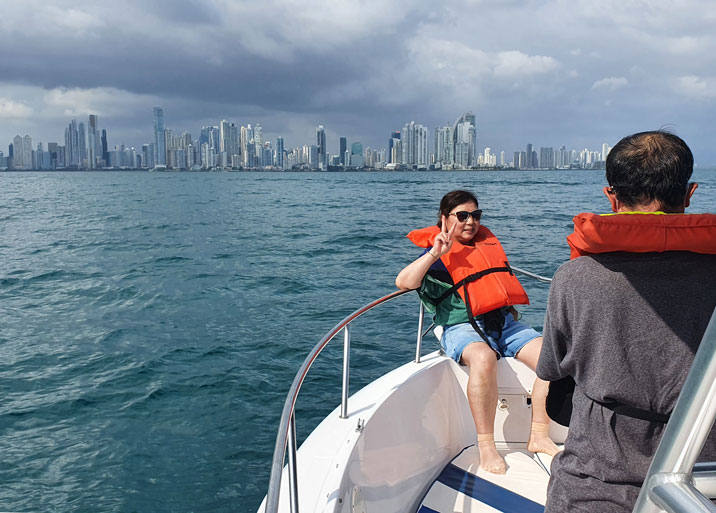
left=462, top=342, right=497, bottom=372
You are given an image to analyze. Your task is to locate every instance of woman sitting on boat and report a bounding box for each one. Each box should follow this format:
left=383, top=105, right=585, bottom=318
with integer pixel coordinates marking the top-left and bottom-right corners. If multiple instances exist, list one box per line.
left=396, top=189, right=559, bottom=473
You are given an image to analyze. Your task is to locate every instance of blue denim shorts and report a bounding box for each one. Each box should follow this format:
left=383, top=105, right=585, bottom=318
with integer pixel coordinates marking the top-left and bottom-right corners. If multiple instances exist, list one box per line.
left=440, top=310, right=541, bottom=362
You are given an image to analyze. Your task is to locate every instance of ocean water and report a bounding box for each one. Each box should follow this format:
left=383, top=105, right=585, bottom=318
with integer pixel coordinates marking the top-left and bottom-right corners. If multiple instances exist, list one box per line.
left=1, top=169, right=715, bottom=512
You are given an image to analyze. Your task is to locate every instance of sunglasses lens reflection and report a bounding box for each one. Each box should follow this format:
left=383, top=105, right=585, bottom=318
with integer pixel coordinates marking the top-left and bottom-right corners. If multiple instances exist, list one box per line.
left=455, top=210, right=481, bottom=222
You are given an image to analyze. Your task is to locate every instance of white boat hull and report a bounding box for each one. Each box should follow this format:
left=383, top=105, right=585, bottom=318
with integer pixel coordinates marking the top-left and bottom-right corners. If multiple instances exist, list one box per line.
left=259, top=350, right=566, bottom=513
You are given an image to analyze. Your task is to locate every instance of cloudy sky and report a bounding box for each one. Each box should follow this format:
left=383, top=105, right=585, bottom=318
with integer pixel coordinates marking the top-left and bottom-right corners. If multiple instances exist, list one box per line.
left=1, top=0, right=715, bottom=164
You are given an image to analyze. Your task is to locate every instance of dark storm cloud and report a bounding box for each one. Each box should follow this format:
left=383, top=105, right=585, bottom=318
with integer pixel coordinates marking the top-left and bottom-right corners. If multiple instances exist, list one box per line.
left=1, top=0, right=715, bottom=163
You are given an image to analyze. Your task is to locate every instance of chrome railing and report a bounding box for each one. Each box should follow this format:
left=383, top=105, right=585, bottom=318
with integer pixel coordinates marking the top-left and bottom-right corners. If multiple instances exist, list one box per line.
left=264, top=288, right=419, bottom=513
left=263, top=266, right=553, bottom=513
left=511, top=265, right=553, bottom=283
left=633, top=308, right=716, bottom=513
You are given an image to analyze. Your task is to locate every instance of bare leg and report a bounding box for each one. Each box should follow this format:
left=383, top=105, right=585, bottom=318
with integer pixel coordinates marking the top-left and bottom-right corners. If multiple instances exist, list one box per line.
left=515, top=337, right=561, bottom=457
left=461, top=342, right=506, bottom=474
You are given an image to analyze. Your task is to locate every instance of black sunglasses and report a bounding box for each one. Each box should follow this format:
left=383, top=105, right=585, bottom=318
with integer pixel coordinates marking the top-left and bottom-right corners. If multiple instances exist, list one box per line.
left=449, top=209, right=482, bottom=222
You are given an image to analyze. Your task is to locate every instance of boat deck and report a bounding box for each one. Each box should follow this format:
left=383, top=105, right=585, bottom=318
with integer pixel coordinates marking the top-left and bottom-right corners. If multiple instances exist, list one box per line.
left=418, top=445, right=555, bottom=513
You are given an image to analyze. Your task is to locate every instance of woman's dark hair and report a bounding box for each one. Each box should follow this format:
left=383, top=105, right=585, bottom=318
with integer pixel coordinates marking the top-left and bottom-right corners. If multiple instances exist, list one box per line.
left=437, top=190, right=478, bottom=226
left=606, top=130, right=693, bottom=210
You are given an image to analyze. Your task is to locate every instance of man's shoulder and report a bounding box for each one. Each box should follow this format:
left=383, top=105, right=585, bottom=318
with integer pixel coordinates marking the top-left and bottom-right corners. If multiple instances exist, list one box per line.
left=552, top=255, right=606, bottom=280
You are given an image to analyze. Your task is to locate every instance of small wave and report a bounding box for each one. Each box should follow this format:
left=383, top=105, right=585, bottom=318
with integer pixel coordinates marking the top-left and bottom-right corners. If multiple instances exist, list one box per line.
left=27, top=270, right=90, bottom=283
left=151, top=256, right=193, bottom=264
left=260, top=275, right=315, bottom=294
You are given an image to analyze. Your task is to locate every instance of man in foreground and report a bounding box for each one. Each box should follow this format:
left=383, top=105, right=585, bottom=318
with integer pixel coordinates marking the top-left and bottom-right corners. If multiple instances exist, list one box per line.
left=537, top=130, right=716, bottom=512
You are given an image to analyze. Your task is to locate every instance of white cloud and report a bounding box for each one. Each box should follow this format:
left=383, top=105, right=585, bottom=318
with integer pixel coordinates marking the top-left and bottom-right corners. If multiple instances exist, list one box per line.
left=592, top=77, right=629, bottom=92
left=493, top=51, right=560, bottom=78
left=43, top=87, right=157, bottom=118
left=675, top=75, right=716, bottom=98
left=0, top=2, right=105, bottom=37
left=0, top=99, right=33, bottom=118
left=46, top=6, right=105, bottom=34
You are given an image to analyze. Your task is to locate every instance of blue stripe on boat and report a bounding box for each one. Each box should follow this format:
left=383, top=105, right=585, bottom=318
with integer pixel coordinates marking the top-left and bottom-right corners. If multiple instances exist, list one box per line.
left=437, top=463, right=545, bottom=513
left=418, top=507, right=440, bottom=513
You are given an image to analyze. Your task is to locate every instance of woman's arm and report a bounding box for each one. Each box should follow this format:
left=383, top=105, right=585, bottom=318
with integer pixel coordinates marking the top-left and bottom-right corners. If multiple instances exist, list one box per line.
left=395, top=250, right=440, bottom=290
left=395, top=215, right=456, bottom=290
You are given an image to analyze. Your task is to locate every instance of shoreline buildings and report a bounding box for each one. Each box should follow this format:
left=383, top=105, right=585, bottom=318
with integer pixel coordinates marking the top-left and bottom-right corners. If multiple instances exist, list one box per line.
left=1, top=107, right=611, bottom=171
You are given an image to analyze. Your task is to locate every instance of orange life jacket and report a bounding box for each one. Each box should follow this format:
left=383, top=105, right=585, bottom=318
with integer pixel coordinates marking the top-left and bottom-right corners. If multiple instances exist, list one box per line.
left=407, top=224, right=529, bottom=316
left=568, top=212, right=716, bottom=259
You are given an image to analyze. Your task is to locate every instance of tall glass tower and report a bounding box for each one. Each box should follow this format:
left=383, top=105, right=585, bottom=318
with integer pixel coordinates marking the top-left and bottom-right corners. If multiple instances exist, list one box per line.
left=315, top=125, right=326, bottom=167
left=153, top=107, right=166, bottom=166
left=339, top=137, right=347, bottom=165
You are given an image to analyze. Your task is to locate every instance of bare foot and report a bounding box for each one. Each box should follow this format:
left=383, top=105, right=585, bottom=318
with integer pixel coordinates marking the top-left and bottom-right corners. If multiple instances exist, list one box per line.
left=478, top=434, right=507, bottom=474
left=527, top=422, right=561, bottom=457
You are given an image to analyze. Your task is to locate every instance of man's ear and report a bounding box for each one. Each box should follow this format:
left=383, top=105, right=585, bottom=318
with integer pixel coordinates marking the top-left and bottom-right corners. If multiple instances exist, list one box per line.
left=603, top=186, right=619, bottom=212
left=684, top=182, right=698, bottom=208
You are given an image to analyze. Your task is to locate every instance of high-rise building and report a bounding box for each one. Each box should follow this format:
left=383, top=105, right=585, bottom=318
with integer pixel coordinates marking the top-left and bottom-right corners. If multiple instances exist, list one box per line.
left=64, top=119, right=80, bottom=168
left=316, top=125, right=326, bottom=168
left=539, top=147, right=555, bottom=169
left=22, top=135, right=32, bottom=169
left=402, top=121, right=428, bottom=167
left=101, top=129, right=108, bottom=167
left=87, top=114, right=99, bottom=169
left=453, top=112, right=476, bottom=166
left=12, top=135, right=23, bottom=169
left=220, top=120, right=231, bottom=154
left=78, top=122, right=86, bottom=168
left=526, top=143, right=534, bottom=169
left=602, top=143, right=611, bottom=162
left=339, top=137, right=347, bottom=165
left=153, top=106, right=166, bottom=166
left=434, top=125, right=453, bottom=166
left=254, top=124, right=263, bottom=147
left=219, top=120, right=238, bottom=161
left=241, top=125, right=254, bottom=167
left=275, top=137, right=285, bottom=169
left=350, top=142, right=364, bottom=167
left=388, top=131, right=401, bottom=164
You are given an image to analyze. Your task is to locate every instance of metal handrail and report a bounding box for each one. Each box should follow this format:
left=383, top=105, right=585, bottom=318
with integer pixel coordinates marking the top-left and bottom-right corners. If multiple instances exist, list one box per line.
left=633, top=308, right=716, bottom=513
left=512, top=265, right=553, bottom=283
left=263, top=266, right=552, bottom=513
left=264, top=288, right=416, bottom=513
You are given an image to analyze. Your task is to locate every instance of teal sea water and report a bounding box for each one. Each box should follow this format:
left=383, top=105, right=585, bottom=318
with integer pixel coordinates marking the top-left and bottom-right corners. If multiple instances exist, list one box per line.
left=1, top=170, right=715, bottom=512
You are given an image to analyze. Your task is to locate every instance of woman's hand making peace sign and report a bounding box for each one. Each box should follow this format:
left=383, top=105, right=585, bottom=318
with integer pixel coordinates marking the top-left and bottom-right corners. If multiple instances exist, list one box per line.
left=432, top=215, right=457, bottom=258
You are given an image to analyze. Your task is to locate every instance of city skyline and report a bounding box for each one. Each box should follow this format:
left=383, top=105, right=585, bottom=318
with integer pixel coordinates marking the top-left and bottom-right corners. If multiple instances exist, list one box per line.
left=1, top=106, right=614, bottom=171
left=1, top=1, right=715, bottom=165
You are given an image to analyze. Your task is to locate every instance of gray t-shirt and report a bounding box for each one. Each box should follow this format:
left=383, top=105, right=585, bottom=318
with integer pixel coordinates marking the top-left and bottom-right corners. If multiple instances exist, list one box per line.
left=537, top=251, right=716, bottom=512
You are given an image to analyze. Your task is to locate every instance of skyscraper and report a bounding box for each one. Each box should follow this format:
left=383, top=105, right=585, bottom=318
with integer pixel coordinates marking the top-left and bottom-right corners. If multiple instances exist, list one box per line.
left=453, top=112, right=476, bottom=167
left=12, top=135, right=23, bottom=169
left=388, top=131, right=401, bottom=164
left=153, top=106, right=166, bottom=166
left=101, top=129, right=108, bottom=166
left=350, top=142, right=364, bottom=167
left=65, top=120, right=80, bottom=168
left=526, top=143, right=533, bottom=169
left=434, top=125, right=453, bottom=166
left=220, top=120, right=231, bottom=155
left=241, top=124, right=254, bottom=167
left=316, top=125, right=326, bottom=168
left=88, top=114, right=99, bottom=169
left=78, top=122, right=86, bottom=168
left=339, top=137, right=347, bottom=165
left=275, top=137, right=285, bottom=169
left=402, top=121, right=428, bottom=167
